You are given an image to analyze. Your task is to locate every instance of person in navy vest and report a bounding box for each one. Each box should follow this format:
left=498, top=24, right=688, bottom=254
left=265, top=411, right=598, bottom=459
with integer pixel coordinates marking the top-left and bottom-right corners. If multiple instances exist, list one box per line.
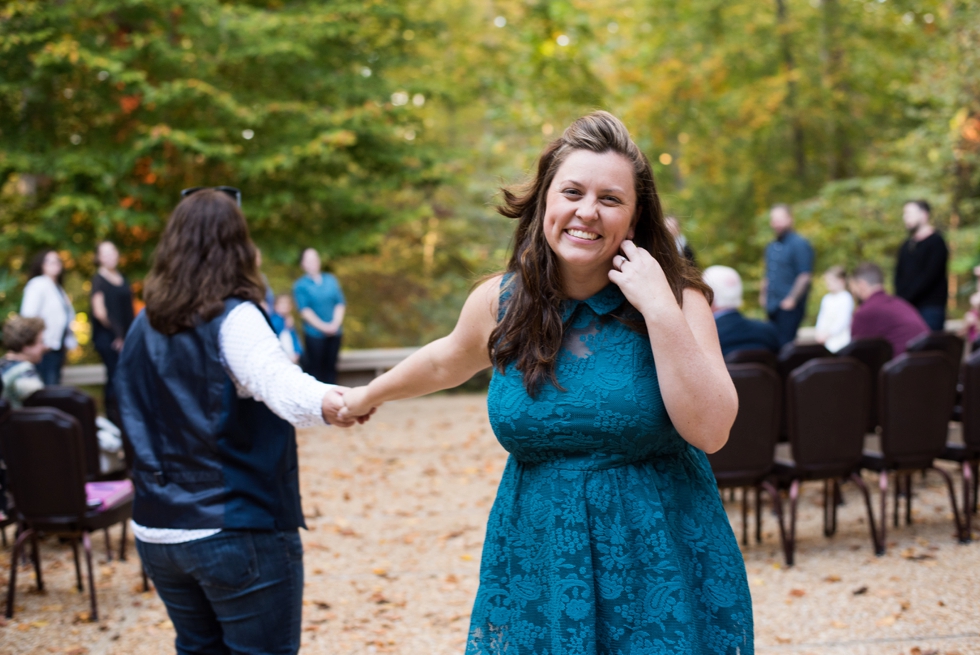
left=115, top=189, right=369, bottom=655
left=760, top=204, right=814, bottom=346
left=703, top=265, right=780, bottom=356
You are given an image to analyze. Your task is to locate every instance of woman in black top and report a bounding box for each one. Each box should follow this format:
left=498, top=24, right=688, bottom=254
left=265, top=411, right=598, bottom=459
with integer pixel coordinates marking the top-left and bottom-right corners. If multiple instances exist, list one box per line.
left=90, top=240, right=134, bottom=420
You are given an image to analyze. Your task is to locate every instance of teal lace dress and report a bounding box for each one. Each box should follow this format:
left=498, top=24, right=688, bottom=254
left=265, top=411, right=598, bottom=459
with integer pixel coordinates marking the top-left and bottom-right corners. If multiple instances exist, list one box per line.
left=466, top=283, right=753, bottom=655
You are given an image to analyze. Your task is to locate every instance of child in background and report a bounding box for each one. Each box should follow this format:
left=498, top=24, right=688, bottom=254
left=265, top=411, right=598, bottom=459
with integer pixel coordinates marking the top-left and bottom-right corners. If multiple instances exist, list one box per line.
left=1, top=315, right=46, bottom=408
left=962, top=264, right=980, bottom=349
left=271, top=293, right=303, bottom=365
left=814, top=265, right=854, bottom=353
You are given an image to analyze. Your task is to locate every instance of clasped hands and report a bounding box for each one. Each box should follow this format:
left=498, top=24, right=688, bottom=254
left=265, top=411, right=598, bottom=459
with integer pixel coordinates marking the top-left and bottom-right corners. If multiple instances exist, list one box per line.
left=321, top=385, right=378, bottom=428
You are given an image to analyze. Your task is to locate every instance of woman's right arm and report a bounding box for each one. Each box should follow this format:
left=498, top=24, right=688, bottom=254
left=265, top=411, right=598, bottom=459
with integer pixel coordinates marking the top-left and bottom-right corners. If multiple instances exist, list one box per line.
left=340, top=275, right=502, bottom=417
left=20, top=277, right=43, bottom=317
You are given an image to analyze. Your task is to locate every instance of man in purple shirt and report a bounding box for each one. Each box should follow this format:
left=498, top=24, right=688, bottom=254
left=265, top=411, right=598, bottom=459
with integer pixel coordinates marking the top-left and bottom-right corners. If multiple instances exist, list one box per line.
left=849, top=262, right=929, bottom=356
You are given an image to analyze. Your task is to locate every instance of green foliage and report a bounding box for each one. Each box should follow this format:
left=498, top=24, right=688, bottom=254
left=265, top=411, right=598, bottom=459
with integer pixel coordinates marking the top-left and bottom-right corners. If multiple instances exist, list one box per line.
left=1, top=0, right=978, bottom=350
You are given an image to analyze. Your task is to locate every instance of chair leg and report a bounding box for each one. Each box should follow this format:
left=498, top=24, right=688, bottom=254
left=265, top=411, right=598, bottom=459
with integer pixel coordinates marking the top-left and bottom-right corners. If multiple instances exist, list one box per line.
left=823, top=480, right=838, bottom=537
left=972, top=460, right=979, bottom=514
left=850, top=472, right=883, bottom=555
left=755, top=485, right=764, bottom=544
left=82, top=532, right=98, bottom=621
left=741, top=487, right=749, bottom=546
left=119, top=520, right=128, bottom=562
left=929, top=466, right=967, bottom=543
left=906, top=473, right=914, bottom=525
left=760, top=481, right=788, bottom=562
left=104, top=527, right=112, bottom=563
left=879, top=471, right=889, bottom=555
left=893, top=474, right=900, bottom=527
left=963, top=461, right=973, bottom=540
left=785, top=479, right=801, bottom=567
left=30, top=532, right=43, bottom=591
left=5, top=527, right=34, bottom=619
left=70, top=538, right=83, bottom=591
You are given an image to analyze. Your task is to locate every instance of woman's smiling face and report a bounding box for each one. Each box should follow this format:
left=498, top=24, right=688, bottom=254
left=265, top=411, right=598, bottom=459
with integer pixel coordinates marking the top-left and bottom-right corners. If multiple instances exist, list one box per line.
left=542, top=149, right=637, bottom=283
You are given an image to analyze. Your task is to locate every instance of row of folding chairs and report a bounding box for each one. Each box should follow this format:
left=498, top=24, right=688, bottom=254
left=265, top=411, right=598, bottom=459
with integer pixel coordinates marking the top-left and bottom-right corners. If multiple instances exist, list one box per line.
left=709, top=349, right=980, bottom=566
left=0, top=392, right=142, bottom=621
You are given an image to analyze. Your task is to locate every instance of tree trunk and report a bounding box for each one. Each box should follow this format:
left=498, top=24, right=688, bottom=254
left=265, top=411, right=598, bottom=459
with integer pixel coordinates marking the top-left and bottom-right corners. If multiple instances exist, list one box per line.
left=775, top=0, right=806, bottom=182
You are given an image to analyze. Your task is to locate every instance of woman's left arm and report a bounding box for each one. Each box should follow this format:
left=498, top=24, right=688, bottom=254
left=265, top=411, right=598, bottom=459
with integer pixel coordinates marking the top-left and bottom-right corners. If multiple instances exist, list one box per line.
left=610, top=241, right=737, bottom=453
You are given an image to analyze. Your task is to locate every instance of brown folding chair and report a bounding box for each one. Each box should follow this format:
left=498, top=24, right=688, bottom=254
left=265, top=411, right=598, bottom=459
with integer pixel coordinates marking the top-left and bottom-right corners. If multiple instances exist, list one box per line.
left=724, top=349, right=778, bottom=370
left=1, top=407, right=136, bottom=621
left=0, top=399, right=12, bottom=547
left=24, top=387, right=102, bottom=481
left=774, top=357, right=880, bottom=565
left=777, top=343, right=832, bottom=382
left=707, top=364, right=784, bottom=548
left=838, top=338, right=893, bottom=432
left=861, top=352, right=966, bottom=551
left=939, top=349, right=980, bottom=538
left=907, top=331, right=965, bottom=366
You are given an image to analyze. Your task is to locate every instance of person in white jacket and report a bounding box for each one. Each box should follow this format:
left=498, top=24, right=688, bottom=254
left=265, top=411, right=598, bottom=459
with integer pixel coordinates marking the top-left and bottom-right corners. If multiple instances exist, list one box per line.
left=20, top=249, right=76, bottom=384
left=814, top=265, right=854, bottom=353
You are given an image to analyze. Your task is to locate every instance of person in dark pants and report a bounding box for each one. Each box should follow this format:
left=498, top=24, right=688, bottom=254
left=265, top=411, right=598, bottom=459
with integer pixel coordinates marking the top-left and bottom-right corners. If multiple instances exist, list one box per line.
left=20, top=250, right=76, bottom=385
left=761, top=204, right=814, bottom=346
left=116, top=189, right=369, bottom=655
left=294, top=248, right=346, bottom=384
left=90, top=241, right=134, bottom=425
left=895, top=199, right=948, bottom=331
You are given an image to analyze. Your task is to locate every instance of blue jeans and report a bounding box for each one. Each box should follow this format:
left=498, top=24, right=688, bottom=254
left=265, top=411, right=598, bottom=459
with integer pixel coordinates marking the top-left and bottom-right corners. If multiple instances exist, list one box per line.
left=36, top=349, right=65, bottom=385
left=768, top=305, right=806, bottom=348
left=918, top=305, right=946, bottom=331
left=136, top=531, right=303, bottom=655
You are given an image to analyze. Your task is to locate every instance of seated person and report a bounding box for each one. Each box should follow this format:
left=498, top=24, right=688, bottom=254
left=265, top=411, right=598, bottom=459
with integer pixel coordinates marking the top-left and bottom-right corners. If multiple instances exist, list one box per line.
left=814, top=265, right=854, bottom=353
left=1, top=314, right=125, bottom=473
left=849, top=262, right=929, bottom=356
left=1, top=315, right=46, bottom=408
left=704, top=265, right=780, bottom=356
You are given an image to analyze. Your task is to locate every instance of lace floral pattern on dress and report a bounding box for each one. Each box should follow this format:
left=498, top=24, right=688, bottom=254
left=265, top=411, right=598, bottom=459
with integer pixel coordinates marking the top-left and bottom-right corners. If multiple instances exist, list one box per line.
left=466, top=282, right=753, bottom=655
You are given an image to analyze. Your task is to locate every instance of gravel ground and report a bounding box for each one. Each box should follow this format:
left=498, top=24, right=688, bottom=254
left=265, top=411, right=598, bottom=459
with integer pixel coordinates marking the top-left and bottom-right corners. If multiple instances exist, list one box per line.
left=1, top=394, right=977, bottom=655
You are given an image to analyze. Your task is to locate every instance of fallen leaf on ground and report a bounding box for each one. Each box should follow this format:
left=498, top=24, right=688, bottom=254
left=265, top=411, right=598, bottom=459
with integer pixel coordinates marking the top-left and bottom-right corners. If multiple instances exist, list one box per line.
left=823, top=575, right=841, bottom=583
left=852, top=586, right=868, bottom=595
left=788, top=589, right=806, bottom=597
left=875, top=614, right=897, bottom=627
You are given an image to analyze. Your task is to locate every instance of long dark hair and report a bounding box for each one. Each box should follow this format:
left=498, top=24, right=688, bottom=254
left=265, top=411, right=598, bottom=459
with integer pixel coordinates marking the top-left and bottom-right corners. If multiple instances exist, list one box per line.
left=144, top=189, right=265, bottom=335
left=489, top=111, right=711, bottom=395
left=28, top=249, right=65, bottom=287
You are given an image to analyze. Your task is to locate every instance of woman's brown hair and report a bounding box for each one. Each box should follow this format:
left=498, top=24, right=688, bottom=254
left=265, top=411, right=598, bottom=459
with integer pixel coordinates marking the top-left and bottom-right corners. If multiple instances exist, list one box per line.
left=489, top=111, right=712, bottom=395
left=144, top=189, right=265, bottom=335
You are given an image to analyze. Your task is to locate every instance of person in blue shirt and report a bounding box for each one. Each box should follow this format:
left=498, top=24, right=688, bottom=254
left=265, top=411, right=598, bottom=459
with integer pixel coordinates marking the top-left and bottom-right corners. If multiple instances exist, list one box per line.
left=293, top=248, right=345, bottom=383
left=760, top=203, right=814, bottom=346
left=704, top=265, right=780, bottom=356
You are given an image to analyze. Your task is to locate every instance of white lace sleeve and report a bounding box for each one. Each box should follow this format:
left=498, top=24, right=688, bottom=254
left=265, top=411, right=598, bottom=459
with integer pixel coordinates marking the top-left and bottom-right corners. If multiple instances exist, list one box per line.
left=218, top=302, right=333, bottom=427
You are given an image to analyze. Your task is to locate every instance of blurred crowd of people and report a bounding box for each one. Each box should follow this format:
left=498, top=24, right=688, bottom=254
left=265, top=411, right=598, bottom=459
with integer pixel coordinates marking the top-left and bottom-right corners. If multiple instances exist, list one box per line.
left=695, top=199, right=971, bottom=362
left=2, top=242, right=347, bottom=409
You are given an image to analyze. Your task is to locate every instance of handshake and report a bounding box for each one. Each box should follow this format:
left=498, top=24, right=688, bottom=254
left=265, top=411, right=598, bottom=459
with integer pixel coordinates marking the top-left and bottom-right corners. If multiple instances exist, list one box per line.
left=321, top=386, right=379, bottom=428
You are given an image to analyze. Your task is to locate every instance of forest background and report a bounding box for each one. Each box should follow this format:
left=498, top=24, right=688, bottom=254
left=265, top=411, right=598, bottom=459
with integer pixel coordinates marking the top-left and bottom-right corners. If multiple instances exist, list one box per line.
left=1, top=0, right=979, bottom=361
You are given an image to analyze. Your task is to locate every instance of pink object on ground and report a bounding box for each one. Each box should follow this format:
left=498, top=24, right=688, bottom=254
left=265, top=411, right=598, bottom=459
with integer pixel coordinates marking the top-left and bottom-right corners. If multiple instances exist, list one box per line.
left=85, top=479, right=134, bottom=512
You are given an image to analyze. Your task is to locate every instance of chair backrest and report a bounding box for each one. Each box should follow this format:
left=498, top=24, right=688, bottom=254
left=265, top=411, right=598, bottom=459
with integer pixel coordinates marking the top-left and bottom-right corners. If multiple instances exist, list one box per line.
left=23, top=386, right=100, bottom=480
left=837, top=338, right=893, bottom=431
left=960, top=349, right=980, bottom=451
left=0, top=397, right=10, bottom=424
left=786, top=357, right=870, bottom=477
left=777, top=342, right=832, bottom=381
left=707, top=364, right=781, bottom=485
left=723, top=348, right=778, bottom=369
left=0, top=407, right=88, bottom=520
left=879, top=352, right=957, bottom=469
left=906, top=331, right=965, bottom=366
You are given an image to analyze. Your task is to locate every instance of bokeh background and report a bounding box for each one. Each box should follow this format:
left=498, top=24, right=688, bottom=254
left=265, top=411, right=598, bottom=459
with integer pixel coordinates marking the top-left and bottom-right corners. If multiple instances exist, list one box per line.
left=1, top=0, right=978, bottom=360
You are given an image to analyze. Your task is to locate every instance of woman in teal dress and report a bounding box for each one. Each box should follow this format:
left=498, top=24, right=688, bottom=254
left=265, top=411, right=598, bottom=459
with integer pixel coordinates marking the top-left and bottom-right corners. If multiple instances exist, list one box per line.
left=341, top=112, right=752, bottom=654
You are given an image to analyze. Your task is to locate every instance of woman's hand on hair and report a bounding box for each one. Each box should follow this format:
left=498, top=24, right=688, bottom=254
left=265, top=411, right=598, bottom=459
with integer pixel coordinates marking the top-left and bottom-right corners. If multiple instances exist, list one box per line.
left=608, top=240, right=677, bottom=321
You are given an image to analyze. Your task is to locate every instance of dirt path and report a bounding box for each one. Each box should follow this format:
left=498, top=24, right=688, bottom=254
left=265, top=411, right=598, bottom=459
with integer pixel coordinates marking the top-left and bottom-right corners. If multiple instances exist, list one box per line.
left=2, top=394, right=978, bottom=654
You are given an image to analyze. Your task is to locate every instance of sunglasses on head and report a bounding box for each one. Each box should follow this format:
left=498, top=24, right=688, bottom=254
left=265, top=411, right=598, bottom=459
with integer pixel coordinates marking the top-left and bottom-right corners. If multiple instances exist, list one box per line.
left=180, top=186, right=242, bottom=207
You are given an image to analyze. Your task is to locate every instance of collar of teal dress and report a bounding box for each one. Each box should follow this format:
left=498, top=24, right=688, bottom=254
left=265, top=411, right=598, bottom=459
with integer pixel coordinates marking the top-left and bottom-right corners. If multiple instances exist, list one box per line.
left=561, top=283, right=626, bottom=321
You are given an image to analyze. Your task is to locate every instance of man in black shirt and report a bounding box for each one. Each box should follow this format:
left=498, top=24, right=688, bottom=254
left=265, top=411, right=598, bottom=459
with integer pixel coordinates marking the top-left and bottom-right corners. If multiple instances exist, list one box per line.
left=894, top=199, right=948, bottom=331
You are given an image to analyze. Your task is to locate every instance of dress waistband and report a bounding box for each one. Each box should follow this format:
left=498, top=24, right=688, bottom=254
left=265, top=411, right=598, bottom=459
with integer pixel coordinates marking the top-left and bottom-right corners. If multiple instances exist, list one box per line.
left=511, top=448, right=692, bottom=472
